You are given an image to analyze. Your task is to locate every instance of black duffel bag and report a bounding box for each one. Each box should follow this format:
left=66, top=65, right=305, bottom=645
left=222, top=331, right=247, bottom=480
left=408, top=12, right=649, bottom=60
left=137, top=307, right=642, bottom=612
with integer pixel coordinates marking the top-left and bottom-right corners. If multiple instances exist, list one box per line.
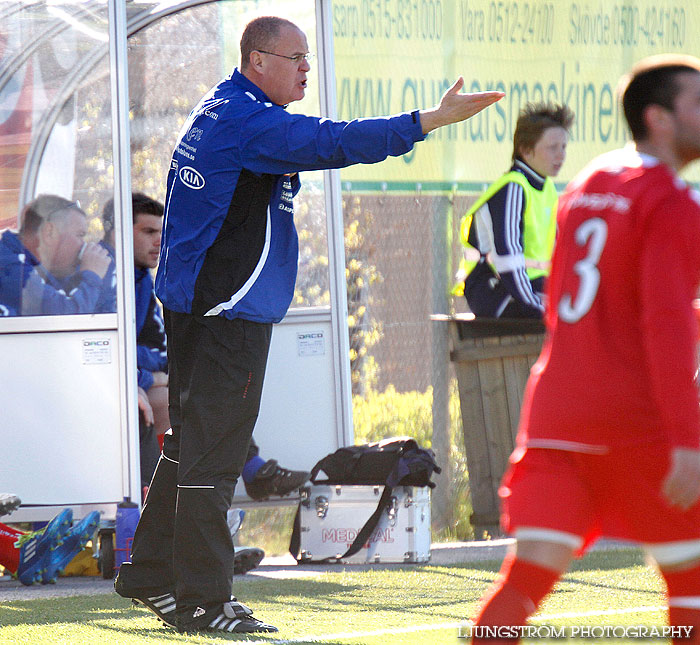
left=289, top=437, right=441, bottom=561
left=308, top=436, right=441, bottom=488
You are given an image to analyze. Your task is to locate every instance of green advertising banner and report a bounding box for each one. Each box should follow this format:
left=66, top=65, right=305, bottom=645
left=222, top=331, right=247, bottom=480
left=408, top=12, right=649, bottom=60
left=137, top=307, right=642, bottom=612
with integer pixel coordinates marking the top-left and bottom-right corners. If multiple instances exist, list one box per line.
left=332, top=1, right=698, bottom=189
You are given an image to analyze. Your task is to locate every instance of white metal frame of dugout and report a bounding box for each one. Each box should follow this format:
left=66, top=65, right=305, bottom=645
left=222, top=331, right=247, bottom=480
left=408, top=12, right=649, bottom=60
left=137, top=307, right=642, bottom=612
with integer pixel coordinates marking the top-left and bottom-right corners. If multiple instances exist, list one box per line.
left=0, top=0, right=352, bottom=523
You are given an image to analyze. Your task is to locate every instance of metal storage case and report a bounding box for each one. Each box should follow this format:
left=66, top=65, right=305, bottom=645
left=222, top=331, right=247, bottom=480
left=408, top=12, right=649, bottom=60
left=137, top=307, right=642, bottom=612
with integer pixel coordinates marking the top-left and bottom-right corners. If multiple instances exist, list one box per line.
left=297, top=484, right=431, bottom=563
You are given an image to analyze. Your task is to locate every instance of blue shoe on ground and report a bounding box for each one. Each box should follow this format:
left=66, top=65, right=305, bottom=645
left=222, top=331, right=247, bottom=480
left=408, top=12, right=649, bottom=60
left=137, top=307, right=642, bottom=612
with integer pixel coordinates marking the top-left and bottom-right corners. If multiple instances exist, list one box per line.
left=42, top=511, right=100, bottom=584
left=227, top=508, right=245, bottom=539
left=15, top=508, right=73, bottom=586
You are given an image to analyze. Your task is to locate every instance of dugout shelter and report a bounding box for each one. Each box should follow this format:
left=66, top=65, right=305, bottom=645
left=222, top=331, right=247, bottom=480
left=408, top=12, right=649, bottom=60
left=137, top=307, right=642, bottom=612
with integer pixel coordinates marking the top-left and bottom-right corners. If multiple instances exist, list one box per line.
left=0, top=0, right=352, bottom=523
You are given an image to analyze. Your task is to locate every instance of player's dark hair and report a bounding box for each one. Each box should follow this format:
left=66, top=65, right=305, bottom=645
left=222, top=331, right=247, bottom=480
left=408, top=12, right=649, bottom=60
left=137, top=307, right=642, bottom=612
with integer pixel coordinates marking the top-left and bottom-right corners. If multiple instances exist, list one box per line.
left=102, top=192, right=163, bottom=235
left=619, top=54, right=700, bottom=141
left=512, top=103, right=575, bottom=162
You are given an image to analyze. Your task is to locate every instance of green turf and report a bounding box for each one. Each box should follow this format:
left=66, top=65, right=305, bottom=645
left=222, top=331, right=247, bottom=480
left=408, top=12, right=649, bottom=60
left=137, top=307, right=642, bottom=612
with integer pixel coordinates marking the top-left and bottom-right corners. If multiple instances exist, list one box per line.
left=0, top=549, right=671, bottom=645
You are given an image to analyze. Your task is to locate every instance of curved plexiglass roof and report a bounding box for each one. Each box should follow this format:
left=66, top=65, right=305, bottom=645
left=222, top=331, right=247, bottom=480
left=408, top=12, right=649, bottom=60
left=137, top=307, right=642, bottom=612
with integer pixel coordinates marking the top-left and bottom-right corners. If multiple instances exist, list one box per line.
left=1, top=1, right=222, bottom=226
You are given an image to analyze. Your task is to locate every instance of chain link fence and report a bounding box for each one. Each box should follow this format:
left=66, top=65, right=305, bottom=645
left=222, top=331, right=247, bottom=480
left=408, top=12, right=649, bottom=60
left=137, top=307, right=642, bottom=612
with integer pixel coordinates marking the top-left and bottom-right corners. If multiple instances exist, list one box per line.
left=335, top=188, right=481, bottom=537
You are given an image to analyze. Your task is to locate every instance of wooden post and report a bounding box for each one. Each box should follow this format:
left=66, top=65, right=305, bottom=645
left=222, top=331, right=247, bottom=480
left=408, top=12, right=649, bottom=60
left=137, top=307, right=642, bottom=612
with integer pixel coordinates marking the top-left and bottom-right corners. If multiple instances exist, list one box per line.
left=439, top=315, right=545, bottom=539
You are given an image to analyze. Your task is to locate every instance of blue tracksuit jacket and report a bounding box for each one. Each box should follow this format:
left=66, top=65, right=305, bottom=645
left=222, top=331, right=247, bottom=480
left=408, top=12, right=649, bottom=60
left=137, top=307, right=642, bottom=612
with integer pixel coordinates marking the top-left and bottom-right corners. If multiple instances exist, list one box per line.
left=134, top=266, right=167, bottom=391
left=0, top=230, right=103, bottom=316
left=155, top=68, right=424, bottom=322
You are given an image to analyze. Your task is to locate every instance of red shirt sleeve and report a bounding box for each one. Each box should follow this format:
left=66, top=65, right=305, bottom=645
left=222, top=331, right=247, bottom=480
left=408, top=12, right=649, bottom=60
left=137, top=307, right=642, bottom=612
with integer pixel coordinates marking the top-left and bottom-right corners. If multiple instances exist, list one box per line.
left=640, top=190, right=700, bottom=449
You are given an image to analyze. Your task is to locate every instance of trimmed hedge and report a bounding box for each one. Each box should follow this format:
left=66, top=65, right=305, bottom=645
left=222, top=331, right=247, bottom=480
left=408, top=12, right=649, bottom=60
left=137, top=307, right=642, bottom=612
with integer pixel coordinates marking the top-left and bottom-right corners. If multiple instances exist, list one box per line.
left=352, top=381, right=474, bottom=541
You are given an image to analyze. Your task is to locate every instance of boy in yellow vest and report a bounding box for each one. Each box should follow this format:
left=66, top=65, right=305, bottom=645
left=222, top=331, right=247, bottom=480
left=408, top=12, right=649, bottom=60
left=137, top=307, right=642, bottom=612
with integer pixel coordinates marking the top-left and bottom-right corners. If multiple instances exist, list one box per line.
left=458, top=103, right=574, bottom=318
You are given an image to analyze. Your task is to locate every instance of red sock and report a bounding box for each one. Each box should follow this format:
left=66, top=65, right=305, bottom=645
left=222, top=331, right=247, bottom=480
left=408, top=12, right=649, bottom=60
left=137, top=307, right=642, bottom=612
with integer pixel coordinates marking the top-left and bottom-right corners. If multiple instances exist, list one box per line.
left=668, top=608, right=700, bottom=645
left=472, top=554, right=561, bottom=644
left=0, top=522, right=23, bottom=536
left=0, top=523, right=26, bottom=574
left=662, top=563, right=700, bottom=645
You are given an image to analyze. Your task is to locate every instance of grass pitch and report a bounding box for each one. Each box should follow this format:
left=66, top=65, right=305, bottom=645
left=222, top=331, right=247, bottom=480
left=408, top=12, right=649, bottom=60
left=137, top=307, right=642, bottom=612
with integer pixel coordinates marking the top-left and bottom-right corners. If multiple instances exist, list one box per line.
left=0, top=548, right=670, bottom=644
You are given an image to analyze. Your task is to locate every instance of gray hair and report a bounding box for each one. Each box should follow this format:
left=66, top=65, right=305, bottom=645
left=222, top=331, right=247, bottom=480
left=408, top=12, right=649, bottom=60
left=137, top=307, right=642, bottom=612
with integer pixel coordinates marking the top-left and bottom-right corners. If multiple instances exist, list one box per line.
left=240, top=16, right=298, bottom=70
left=20, top=194, right=84, bottom=236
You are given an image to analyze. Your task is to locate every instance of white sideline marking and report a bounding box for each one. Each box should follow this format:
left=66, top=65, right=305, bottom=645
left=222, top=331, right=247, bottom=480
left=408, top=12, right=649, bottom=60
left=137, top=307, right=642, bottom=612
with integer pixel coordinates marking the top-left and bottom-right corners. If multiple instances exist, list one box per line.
left=244, top=605, right=668, bottom=644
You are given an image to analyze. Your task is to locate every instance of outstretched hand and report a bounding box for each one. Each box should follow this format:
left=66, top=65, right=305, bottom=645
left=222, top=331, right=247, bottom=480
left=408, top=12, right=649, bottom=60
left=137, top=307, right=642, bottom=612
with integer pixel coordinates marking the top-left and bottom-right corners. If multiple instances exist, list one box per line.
left=419, top=77, right=504, bottom=134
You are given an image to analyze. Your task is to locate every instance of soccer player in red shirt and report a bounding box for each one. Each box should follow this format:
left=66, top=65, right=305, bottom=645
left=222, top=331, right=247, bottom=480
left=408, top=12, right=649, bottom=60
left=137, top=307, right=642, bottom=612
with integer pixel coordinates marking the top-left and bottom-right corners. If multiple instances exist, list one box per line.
left=471, top=54, right=700, bottom=644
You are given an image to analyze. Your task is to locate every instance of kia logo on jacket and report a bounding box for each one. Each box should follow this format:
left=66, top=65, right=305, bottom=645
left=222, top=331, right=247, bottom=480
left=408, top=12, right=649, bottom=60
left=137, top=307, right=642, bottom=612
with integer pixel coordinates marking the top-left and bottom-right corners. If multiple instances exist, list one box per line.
left=179, top=166, right=205, bottom=190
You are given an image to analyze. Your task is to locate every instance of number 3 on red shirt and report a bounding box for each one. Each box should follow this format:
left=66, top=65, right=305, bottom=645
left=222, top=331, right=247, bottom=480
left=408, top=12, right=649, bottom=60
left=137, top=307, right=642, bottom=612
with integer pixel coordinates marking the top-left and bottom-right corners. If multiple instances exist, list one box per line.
left=558, top=218, right=608, bottom=323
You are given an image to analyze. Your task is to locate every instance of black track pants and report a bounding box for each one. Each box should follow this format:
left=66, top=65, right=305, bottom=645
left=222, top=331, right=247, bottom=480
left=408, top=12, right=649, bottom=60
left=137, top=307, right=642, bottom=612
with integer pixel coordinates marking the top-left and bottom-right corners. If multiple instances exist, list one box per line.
left=119, top=309, right=272, bottom=616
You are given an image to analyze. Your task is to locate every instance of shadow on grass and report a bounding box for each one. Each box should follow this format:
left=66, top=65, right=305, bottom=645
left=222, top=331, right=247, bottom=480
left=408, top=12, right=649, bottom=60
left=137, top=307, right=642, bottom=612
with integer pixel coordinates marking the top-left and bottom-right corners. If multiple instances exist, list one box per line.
left=384, top=546, right=645, bottom=580
left=436, top=548, right=658, bottom=600
left=403, top=548, right=654, bottom=599
left=94, top=619, right=349, bottom=645
left=0, top=592, right=349, bottom=643
left=243, top=574, right=484, bottom=623
left=570, top=548, right=645, bottom=570
left=0, top=578, right=361, bottom=625
left=0, top=571, right=477, bottom=637
left=0, top=548, right=651, bottom=639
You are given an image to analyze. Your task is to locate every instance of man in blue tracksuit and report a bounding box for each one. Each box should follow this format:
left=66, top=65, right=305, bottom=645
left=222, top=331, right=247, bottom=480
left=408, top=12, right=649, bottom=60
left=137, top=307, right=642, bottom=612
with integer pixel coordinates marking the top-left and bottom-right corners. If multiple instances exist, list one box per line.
left=102, top=194, right=169, bottom=407
left=0, top=195, right=110, bottom=316
left=115, top=15, right=503, bottom=634
left=101, top=193, right=168, bottom=489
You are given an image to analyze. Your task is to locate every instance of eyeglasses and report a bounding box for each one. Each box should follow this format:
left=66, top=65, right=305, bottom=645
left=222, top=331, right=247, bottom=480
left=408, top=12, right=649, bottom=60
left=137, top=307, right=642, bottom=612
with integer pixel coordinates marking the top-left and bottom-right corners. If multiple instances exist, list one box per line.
left=256, top=50, right=315, bottom=65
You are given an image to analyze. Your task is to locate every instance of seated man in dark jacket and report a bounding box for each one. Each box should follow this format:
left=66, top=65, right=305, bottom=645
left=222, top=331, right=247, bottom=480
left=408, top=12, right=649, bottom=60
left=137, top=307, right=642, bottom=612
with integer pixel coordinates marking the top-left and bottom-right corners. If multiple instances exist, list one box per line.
left=102, top=193, right=169, bottom=436
left=0, top=195, right=110, bottom=316
left=101, top=193, right=167, bottom=492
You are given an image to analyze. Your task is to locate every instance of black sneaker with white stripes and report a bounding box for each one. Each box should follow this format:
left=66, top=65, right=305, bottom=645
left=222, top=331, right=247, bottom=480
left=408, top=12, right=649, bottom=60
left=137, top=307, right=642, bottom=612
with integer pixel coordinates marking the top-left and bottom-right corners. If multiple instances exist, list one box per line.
left=114, top=562, right=177, bottom=627
left=177, top=598, right=278, bottom=634
left=131, top=592, right=177, bottom=627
